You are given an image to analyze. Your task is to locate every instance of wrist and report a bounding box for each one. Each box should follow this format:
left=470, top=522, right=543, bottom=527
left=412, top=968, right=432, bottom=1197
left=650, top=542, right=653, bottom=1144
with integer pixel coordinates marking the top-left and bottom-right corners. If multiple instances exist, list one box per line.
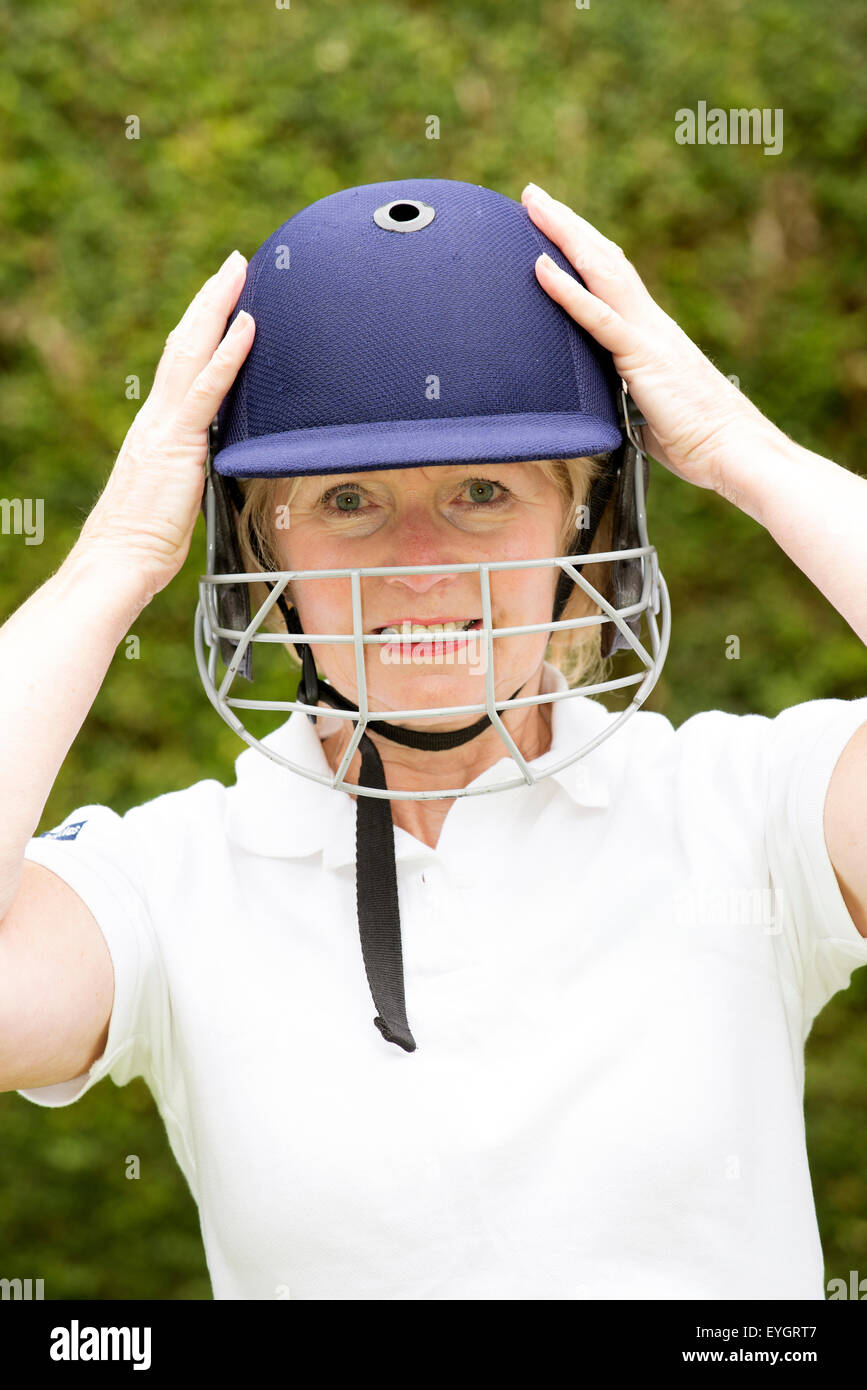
left=710, top=419, right=816, bottom=528
left=58, top=541, right=155, bottom=630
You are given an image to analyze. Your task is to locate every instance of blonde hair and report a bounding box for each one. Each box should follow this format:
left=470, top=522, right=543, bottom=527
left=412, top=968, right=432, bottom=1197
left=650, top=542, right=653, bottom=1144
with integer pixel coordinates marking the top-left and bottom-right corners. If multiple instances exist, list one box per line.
left=234, top=457, right=616, bottom=688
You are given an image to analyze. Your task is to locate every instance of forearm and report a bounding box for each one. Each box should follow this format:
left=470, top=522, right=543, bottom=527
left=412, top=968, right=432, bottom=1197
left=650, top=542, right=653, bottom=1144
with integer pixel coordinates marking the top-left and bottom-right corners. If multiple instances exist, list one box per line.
left=713, top=422, right=867, bottom=647
left=0, top=544, right=149, bottom=917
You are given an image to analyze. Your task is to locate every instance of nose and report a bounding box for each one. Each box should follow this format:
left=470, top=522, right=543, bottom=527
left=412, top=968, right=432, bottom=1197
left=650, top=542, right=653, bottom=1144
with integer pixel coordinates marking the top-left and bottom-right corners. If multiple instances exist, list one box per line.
left=384, top=568, right=459, bottom=596
left=380, top=503, right=468, bottom=594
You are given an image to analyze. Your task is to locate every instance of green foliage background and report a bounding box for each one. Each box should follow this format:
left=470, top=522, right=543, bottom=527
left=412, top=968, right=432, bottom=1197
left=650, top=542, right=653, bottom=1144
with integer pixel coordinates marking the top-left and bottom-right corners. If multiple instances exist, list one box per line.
left=1, top=0, right=865, bottom=1299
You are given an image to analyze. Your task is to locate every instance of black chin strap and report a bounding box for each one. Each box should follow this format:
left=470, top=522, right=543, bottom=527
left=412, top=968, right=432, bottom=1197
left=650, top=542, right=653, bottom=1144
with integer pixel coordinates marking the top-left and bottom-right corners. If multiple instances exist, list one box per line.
left=279, top=597, right=524, bottom=1053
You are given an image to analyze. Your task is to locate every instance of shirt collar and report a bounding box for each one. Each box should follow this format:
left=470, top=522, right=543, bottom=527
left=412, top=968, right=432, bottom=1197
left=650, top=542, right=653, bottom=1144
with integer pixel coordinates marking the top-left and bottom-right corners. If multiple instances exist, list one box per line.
left=225, top=661, right=612, bottom=866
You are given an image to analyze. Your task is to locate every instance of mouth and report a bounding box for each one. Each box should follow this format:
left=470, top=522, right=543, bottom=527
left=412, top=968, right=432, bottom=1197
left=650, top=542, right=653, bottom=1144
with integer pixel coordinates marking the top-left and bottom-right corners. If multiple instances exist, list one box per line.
left=372, top=617, right=483, bottom=637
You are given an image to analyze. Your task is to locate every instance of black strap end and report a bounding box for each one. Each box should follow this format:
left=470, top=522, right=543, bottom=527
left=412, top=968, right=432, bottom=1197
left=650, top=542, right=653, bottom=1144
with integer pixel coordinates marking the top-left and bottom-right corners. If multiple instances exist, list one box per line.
left=374, top=1016, right=417, bottom=1052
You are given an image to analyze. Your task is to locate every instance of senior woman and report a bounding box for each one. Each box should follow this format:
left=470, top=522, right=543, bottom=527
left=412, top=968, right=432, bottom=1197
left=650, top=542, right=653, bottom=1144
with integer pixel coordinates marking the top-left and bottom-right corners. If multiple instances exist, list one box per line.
left=2, top=179, right=867, bottom=1303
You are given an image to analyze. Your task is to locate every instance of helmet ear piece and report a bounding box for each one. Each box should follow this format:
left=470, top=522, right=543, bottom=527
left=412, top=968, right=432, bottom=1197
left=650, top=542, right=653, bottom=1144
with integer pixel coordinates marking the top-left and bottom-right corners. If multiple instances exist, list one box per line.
left=551, top=412, right=652, bottom=659
left=600, top=440, right=650, bottom=659
left=203, top=468, right=253, bottom=681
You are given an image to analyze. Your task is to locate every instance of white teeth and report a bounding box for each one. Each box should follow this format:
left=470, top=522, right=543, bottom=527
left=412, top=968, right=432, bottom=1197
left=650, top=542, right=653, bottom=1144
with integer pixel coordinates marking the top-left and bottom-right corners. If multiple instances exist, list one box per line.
left=380, top=620, right=475, bottom=636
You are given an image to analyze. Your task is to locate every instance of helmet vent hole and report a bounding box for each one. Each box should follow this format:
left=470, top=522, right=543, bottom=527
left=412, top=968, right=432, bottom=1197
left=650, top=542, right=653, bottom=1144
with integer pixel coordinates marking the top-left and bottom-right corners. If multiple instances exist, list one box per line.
left=373, top=198, right=435, bottom=232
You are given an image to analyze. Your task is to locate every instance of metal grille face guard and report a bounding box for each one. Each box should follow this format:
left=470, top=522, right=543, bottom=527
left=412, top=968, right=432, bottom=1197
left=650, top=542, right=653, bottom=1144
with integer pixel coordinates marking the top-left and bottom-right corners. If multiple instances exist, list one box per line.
left=194, top=433, right=672, bottom=803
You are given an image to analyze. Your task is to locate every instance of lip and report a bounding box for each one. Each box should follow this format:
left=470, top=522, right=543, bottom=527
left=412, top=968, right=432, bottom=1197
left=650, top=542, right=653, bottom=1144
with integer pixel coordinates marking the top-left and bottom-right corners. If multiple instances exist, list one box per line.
left=371, top=615, right=481, bottom=633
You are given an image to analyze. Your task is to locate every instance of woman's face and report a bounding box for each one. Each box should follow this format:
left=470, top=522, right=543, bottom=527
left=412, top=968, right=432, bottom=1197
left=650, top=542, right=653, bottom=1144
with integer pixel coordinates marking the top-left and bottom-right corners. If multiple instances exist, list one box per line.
left=273, top=462, right=566, bottom=719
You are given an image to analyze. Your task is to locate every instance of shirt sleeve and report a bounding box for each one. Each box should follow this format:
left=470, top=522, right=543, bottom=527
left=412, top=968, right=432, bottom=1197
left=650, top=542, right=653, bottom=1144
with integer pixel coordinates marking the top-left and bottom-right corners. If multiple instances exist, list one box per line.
left=14, top=802, right=169, bottom=1109
left=761, top=696, right=867, bottom=1040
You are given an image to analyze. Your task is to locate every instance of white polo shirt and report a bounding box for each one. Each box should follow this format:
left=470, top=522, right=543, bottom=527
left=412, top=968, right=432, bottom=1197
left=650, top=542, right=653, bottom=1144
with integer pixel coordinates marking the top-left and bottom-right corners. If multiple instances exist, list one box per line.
left=17, top=663, right=867, bottom=1300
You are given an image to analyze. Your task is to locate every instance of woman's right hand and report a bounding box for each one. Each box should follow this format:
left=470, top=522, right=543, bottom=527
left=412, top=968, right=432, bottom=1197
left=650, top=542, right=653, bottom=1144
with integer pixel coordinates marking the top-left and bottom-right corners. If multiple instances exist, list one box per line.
left=75, top=249, right=255, bottom=602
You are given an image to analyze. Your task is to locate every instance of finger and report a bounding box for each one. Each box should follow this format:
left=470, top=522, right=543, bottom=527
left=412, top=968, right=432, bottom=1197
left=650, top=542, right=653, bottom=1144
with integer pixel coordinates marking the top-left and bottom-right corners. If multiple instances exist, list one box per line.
left=522, top=186, right=657, bottom=325
left=172, top=309, right=256, bottom=439
left=534, top=253, right=645, bottom=363
left=147, top=251, right=249, bottom=416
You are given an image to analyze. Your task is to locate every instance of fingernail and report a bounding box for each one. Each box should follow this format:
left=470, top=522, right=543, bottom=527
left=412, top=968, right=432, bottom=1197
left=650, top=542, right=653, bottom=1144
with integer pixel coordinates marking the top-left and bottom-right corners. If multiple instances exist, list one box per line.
left=230, top=310, right=253, bottom=332
left=221, top=249, right=246, bottom=273
left=522, top=183, right=539, bottom=200
left=536, top=252, right=555, bottom=270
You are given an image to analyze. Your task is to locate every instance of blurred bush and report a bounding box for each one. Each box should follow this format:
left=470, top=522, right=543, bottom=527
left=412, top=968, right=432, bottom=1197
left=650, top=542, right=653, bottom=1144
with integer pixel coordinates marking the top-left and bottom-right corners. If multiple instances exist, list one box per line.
left=1, top=0, right=865, bottom=1298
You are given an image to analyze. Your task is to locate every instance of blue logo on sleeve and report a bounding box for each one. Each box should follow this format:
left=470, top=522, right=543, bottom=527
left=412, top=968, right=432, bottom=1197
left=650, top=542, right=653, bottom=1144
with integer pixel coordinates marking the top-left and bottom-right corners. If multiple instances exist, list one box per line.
left=40, top=820, right=87, bottom=841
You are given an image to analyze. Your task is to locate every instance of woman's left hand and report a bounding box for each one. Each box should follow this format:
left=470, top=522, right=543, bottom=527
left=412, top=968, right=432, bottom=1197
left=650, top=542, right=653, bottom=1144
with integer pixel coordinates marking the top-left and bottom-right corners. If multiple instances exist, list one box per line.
left=521, top=182, right=777, bottom=493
